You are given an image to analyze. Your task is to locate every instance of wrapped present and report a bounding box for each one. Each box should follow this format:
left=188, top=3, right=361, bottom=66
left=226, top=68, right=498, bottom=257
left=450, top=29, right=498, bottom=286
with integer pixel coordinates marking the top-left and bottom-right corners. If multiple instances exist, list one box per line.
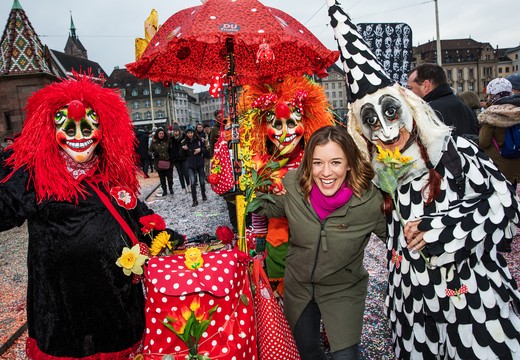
left=143, top=249, right=258, bottom=359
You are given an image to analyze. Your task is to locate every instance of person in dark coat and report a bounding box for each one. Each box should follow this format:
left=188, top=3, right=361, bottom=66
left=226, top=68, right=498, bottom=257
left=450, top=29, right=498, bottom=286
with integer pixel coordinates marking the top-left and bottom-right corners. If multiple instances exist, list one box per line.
left=0, top=75, right=158, bottom=359
left=181, top=125, right=206, bottom=207
left=407, top=63, right=479, bottom=138
left=135, top=128, right=150, bottom=178
left=170, top=124, right=190, bottom=193
left=150, top=127, right=174, bottom=196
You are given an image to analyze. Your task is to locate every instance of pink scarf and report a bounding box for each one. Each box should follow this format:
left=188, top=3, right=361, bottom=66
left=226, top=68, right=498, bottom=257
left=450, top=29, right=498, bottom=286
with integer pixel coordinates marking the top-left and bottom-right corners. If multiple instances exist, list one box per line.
left=309, top=182, right=353, bottom=221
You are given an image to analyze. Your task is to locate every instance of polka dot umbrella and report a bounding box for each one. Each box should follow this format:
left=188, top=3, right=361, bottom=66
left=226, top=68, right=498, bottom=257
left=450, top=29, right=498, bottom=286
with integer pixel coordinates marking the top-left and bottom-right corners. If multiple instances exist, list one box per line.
left=126, top=0, right=339, bottom=87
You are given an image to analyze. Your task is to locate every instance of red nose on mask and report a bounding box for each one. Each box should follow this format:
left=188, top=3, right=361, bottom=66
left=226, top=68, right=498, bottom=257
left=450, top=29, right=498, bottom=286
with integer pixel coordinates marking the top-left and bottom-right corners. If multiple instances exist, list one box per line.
left=275, top=102, right=291, bottom=119
left=67, top=100, right=86, bottom=121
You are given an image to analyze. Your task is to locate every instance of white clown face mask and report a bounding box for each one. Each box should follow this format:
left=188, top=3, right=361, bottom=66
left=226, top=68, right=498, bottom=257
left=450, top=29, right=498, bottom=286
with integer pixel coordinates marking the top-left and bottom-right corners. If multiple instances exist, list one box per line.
left=352, top=88, right=414, bottom=152
left=55, top=100, right=101, bottom=163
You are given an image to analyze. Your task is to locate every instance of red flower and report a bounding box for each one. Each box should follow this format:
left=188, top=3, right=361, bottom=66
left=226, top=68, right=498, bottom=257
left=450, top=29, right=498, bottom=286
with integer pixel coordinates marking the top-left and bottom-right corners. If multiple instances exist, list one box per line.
left=139, top=214, right=166, bottom=235
left=237, top=250, right=252, bottom=264
left=110, top=186, right=137, bottom=210
left=207, top=173, right=219, bottom=184
left=215, top=225, right=235, bottom=245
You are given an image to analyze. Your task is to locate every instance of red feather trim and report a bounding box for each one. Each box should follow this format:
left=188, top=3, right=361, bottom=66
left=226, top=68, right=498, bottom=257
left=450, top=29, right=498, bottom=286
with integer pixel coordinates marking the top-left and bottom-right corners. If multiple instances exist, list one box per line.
left=2, top=74, right=139, bottom=203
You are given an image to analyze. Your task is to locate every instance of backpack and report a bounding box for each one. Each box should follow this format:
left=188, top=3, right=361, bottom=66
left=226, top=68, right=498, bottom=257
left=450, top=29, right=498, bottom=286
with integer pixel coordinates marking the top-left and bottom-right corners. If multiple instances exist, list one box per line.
left=500, top=124, right=520, bottom=159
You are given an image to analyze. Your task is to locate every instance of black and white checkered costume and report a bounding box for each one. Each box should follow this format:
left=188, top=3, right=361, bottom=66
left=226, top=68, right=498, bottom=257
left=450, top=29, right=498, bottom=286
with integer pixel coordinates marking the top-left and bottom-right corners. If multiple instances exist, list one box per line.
left=381, top=136, right=520, bottom=359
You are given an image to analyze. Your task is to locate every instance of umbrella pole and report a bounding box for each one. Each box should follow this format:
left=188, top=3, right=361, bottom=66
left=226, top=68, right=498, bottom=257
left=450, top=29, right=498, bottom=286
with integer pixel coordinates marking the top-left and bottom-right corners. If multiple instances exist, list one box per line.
left=226, top=38, right=246, bottom=249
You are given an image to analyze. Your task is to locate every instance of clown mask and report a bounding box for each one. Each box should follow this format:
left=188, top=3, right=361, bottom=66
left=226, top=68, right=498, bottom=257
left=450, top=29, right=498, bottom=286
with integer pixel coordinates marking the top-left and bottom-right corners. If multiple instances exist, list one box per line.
left=266, top=102, right=304, bottom=155
left=352, top=88, right=413, bottom=152
left=55, top=100, right=101, bottom=163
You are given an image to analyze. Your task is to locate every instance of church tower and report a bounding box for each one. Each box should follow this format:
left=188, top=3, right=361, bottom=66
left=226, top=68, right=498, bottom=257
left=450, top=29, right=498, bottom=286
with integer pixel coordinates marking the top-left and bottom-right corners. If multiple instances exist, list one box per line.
left=64, top=13, right=87, bottom=59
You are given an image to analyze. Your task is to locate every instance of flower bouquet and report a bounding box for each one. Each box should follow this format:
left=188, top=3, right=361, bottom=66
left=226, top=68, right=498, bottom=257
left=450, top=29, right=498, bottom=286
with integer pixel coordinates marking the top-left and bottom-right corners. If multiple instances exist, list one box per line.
left=375, top=146, right=431, bottom=267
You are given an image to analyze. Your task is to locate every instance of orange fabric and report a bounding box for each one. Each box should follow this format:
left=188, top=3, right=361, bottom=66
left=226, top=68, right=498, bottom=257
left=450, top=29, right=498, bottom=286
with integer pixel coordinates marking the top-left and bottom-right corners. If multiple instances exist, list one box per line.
left=266, top=217, right=289, bottom=247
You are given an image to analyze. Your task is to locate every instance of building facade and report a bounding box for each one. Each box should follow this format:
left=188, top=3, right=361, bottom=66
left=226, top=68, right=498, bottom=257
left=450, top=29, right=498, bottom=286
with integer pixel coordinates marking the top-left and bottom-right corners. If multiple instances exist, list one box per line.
left=104, top=67, right=202, bottom=130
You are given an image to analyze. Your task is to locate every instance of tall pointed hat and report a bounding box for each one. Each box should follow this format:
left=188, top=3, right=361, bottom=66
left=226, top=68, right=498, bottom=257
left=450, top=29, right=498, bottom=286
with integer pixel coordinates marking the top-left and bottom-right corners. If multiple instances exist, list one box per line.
left=327, top=0, right=393, bottom=101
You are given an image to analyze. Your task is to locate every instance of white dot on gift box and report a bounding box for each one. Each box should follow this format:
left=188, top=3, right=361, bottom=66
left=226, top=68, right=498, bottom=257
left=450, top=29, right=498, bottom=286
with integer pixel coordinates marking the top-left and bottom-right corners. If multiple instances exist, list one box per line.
left=202, top=332, right=208, bottom=338
left=209, top=299, right=215, bottom=305
left=156, top=328, right=162, bottom=335
left=212, top=285, right=218, bottom=291
left=162, top=297, right=168, bottom=303
left=151, top=317, right=156, bottom=323
left=146, top=327, right=151, bottom=334
left=159, top=287, right=166, bottom=293
left=187, top=279, right=193, bottom=285
left=165, top=275, right=171, bottom=281
left=222, top=347, right=229, bottom=354
left=152, top=278, right=158, bottom=285
left=218, top=277, right=224, bottom=282
left=212, top=340, right=217, bottom=346
left=205, top=275, right=212, bottom=280
left=166, top=337, right=171, bottom=343
left=173, top=283, right=180, bottom=289
left=174, top=346, right=181, bottom=352
left=195, top=287, right=201, bottom=292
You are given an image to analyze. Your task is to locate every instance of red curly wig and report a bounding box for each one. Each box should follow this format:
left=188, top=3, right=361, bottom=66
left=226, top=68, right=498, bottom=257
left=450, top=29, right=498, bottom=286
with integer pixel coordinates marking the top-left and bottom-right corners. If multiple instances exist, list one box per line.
left=238, top=76, right=335, bottom=155
left=3, top=75, right=139, bottom=203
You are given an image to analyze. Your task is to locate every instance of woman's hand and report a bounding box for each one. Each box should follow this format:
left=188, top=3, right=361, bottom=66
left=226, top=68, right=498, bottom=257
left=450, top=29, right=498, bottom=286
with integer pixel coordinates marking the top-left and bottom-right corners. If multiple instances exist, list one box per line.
left=182, top=145, right=188, bottom=150
left=194, top=148, right=201, bottom=155
left=404, top=219, right=426, bottom=251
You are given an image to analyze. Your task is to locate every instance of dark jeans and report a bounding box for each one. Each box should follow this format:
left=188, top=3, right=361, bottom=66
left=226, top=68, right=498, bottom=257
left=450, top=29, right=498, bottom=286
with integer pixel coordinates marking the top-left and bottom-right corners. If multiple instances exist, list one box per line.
left=174, top=160, right=190, bottom=189
left=293, top=301, right=360, bottom=360
left=158, top=167, right=174, bottom=194
left=188, top=166, right=206, bottom=201
left=140, top=158, right=150, bottom=176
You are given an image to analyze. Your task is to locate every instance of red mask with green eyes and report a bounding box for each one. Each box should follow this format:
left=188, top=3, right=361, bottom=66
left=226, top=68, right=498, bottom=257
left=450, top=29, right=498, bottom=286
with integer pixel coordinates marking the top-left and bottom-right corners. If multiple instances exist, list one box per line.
left=55, top=100, right=102, bottom=163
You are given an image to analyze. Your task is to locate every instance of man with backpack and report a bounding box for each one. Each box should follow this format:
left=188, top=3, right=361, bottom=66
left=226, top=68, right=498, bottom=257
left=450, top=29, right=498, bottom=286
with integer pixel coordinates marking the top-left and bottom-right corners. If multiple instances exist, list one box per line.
left=478, top=77, right=520, bottom=190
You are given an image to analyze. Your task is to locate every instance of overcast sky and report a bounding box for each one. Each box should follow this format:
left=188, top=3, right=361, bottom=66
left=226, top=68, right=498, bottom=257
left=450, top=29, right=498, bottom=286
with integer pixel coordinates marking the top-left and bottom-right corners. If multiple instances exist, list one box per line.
left=1, top=0, right=518, bottom=90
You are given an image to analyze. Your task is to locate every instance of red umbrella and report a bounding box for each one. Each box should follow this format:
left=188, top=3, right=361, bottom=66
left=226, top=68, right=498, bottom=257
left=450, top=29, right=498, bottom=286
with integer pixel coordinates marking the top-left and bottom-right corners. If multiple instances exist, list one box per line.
left=126, top=0, right=339, bottom=86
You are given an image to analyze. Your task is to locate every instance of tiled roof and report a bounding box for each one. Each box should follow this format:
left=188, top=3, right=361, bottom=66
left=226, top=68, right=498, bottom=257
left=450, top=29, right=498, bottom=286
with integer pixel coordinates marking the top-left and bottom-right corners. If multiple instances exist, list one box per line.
left=0, top=1, right=61, bottom=77
left=51, top=49, right=105, bottom=77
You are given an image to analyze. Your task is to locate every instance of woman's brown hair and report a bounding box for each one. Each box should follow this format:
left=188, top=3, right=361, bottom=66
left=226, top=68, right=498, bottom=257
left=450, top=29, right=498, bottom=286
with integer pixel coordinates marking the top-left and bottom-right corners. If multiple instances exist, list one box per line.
left=299, top=126, right=374, bottom=200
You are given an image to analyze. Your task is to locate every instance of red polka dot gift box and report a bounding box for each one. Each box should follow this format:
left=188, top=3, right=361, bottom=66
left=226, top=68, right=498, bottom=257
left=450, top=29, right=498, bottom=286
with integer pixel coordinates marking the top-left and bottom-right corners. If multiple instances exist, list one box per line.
left=142, top=249, right=258, bottom=359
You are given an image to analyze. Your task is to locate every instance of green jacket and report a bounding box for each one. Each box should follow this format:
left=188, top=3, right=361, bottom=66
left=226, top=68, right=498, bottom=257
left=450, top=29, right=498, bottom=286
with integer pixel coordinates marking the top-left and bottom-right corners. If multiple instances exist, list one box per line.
left=257, top=170, right=386, bottom=351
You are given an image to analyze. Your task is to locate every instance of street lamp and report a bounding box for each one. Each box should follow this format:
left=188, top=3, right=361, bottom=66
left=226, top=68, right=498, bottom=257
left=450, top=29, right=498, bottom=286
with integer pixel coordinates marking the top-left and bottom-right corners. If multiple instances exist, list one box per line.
left=434, top=0, right=442, bottom=66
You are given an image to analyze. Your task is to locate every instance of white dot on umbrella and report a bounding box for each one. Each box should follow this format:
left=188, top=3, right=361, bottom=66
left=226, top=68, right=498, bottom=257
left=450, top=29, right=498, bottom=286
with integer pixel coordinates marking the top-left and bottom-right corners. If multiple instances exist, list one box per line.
left=251, top=8, right=257, bottom=12
left=210, top=15, right=216, bottom=20
left=258, top=30, right=265, bottom=34
left=299, top=29, right=304, bottom=34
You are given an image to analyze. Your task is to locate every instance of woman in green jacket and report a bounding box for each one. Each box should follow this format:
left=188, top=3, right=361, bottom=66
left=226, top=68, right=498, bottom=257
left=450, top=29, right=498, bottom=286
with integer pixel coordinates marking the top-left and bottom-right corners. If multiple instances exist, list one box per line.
left=256, top=126, right=386, bottom=360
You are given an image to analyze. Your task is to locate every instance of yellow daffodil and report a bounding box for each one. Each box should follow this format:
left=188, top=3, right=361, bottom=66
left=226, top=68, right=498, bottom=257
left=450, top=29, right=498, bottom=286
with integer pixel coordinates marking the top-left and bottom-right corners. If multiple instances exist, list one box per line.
left=150, top=231, right=172, bottom=256
left=116, top=244, right=148, bottom=276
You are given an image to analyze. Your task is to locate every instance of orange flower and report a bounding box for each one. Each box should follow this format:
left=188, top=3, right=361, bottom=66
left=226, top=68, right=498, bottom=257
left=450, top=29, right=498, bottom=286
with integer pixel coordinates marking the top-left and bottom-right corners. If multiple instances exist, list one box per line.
left=251, top=153, right=270, bottom=171
left=167, top=310, right=188, bottom=334
left=269, top=167, right=289, bottom=192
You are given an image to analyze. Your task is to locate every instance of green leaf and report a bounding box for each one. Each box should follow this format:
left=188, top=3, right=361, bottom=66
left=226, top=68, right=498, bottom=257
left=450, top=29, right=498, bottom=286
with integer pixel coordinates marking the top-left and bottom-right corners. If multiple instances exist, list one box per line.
left=377, top=169, right=398, bottom=195
left=240, top=293, right=249, bottom=306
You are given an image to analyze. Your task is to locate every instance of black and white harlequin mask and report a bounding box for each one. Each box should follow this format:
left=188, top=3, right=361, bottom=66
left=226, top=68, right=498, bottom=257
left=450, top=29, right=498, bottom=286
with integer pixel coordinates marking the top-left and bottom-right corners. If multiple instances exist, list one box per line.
left=352, top=87, right=413, bottom=150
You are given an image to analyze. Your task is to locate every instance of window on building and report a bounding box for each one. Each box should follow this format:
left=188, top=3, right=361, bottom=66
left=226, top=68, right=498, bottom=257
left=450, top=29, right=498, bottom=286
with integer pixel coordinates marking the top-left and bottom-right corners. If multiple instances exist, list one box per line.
left=120, top=89, right=126, bottom=98
left=457, top=69, right=462, bottom=78
left=131, top=89, right=138, bottom=96
left=325, top=84, right=329, bottom=90
left=132, top=101, right=139, bottom=109
left=156, top=110, right=164, bottom=118
left=339, top=100, right=343, bottom=107
left=143, top=88, right=150, bottom=96
left=457, top=83, right=463, bottom=93
left=133, top=112, right=141, bottom=121
left=144, top=111, right=152, bottom=119
left=506, top=67, right=510, bottom=73
left=498, top=68, right=503, bottom=74
left=332, top=91, right=336, bottom=98
left=485, top=54, right=490, bottom=61
left=447, top=70, right=452, bottom=79
left=155, top=99, right=163, bottom=107
left=331, top=83, right=336, bottom=89
left=144, top=100, right=151, bottom=108
left=333, top=100, right=337, bottom=108
left=339, top=91, right=343, bottom=98
left=469, top=68, right=474, bottom=78
left=469, top=82, right=474, bottom=91
left=484, top=67, right=492, bottom=76
left=154, top=87, right=162, bottom=95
